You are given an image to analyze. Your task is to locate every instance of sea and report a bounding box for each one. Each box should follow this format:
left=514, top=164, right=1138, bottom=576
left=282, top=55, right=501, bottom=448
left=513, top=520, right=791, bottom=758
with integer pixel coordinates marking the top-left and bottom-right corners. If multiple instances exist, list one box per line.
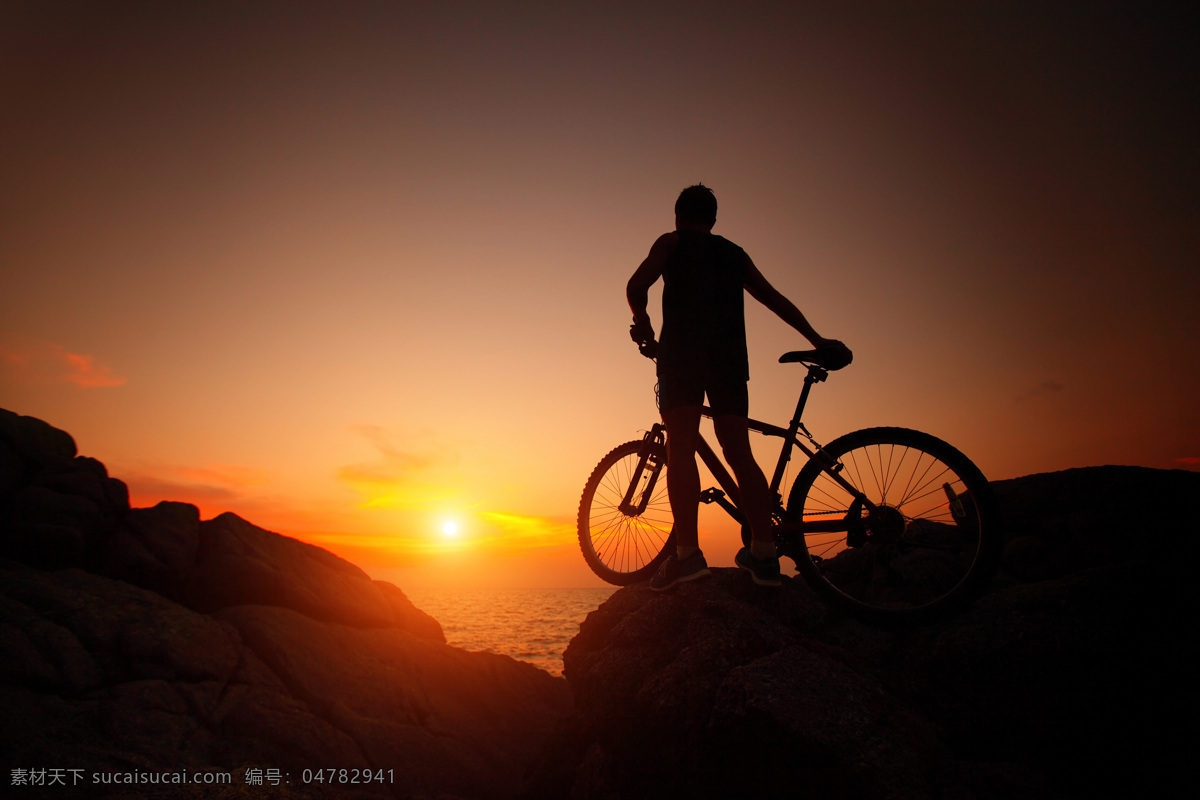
left=403, top=587, right=617, bottom=677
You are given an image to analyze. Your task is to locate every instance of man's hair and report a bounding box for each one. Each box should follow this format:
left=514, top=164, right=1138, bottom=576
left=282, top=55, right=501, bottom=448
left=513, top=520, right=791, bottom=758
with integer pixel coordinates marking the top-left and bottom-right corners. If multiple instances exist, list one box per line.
left=675, top=184, right=717, bottom=226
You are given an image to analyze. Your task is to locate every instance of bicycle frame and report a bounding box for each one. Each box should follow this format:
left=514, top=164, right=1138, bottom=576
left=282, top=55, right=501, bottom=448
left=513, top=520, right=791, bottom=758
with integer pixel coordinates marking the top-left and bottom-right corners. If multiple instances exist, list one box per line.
left=630, top=362, right=874, bottom=540
left=585, top=343, right=997, bottom=614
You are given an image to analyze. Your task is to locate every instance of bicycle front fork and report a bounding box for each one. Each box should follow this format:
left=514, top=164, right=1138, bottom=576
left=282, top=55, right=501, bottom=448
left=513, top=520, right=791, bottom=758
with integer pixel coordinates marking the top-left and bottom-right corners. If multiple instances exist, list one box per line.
left=618, top=425, right=667, bottom=516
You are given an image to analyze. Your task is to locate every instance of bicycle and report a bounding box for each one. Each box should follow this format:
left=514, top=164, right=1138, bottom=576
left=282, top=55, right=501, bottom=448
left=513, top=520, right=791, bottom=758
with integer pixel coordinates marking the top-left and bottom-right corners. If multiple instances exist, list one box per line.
left=577, top=342, right=999, bottom=622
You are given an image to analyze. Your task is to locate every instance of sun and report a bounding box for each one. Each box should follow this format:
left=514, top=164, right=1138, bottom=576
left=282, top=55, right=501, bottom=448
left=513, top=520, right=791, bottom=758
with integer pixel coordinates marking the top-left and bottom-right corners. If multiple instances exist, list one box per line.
left=441, top=519, right=459, bottom=537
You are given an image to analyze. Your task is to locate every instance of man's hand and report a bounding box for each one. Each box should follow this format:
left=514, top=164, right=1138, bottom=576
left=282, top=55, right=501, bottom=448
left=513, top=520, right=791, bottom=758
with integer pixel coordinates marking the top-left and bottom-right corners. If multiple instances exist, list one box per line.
left=630, top=316, right=654, bottom=345
left=813, top=337, right=853, bottom=369
left=630, top=317, right=657, bottom=358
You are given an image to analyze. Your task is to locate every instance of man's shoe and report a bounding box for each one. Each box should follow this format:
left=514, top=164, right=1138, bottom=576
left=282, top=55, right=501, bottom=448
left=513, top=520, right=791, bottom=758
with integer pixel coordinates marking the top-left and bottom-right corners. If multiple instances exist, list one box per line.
left=650, top=550, right=711, bottom=591
left=735, top=547, right=782, bottom=587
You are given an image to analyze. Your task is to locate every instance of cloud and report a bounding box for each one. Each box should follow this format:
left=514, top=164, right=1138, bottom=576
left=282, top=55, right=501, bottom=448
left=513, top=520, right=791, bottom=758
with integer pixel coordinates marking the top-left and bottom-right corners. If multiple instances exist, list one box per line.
left=173, top=463, right=272, bottom=487
left=1176, top=457, right=1199, bottom=466
left=119, top=462, right=273, bottom=507
left=61, top=352, right=127, bottom=387
left=476, top=511, right=577, bottom=553
left=338, top=424, right=461, bottom=509
left=0, top=335, right=126, bottom=388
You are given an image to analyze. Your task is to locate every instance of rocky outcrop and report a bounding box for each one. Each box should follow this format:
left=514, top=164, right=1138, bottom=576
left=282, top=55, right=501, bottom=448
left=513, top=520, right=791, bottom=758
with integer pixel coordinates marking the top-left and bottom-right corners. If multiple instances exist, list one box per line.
left=0, top=409, right=129, bottom=571
left=105, top=505, right=445, bottom=639
left=0, top=409, right=570, bottom=799
left=218, top=604, right=565, bottom=794
left=5, top=406, right=1194, bottom=799
left=528, top=465, right=1196, bottom=799
left=1, top=561, right=568, bottom=798
left=1, top=407, right=442, bottom=639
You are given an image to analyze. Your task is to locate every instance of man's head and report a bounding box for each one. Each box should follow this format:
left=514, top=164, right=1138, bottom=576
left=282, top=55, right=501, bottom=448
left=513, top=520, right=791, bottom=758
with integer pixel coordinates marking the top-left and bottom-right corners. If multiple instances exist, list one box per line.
left=675, top=184, right=717, bottom=229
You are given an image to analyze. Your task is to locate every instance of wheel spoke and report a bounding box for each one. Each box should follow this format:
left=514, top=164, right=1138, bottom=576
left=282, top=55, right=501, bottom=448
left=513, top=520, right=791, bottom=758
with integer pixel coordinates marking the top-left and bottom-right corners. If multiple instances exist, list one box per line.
left=786, top=428, right=996, bottom=619
left=578, top=440, right=674, bottom=584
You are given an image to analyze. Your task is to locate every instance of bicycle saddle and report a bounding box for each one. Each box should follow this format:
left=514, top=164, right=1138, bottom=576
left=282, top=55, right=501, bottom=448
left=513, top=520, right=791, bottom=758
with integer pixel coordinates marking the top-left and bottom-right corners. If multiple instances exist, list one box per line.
left=779, top=344, right=853, bottom=371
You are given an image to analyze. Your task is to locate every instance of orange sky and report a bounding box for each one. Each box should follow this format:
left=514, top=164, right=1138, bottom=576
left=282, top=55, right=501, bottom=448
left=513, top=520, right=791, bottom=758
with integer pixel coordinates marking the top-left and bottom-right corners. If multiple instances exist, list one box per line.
left=3, top=2, right=1195, bottom=587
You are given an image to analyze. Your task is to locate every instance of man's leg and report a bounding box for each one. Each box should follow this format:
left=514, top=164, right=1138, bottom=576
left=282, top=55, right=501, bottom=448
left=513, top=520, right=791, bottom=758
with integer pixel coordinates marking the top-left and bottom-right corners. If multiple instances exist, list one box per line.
left=650, top=404, right=711, bottom=590
left=661, top=405, right=703, bottom=550
left=713, top=414, right=774, bottom=554
left=715, top=414, right=781, bottom=586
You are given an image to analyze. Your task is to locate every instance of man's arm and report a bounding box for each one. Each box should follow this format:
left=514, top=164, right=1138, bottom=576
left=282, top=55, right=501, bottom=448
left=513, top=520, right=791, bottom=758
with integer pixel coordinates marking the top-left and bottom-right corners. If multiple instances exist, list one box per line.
left=743, top=254, right=846, bottom=351
left=626, top=232, right=677, bottom=341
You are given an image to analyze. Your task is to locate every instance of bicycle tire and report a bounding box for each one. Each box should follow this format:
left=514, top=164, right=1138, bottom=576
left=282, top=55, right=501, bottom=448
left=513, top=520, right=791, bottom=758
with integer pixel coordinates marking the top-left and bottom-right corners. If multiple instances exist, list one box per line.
left=578, top=439, right=674, bottom=585
left=783, top=427, right=998, bottom=622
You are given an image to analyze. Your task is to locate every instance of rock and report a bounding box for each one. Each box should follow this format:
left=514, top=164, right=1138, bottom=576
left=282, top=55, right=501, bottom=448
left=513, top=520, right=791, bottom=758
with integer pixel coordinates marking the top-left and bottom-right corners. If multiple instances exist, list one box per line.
left=0, top=561, right=246, bottom=776
left=1, top=409, right=441, bottom=640
left=99, top=501, right=202, bottom=599
left=528, top=466, right=1198, bottom=799
left=374, top=579, right=446, bottom=643
left=0, top=408, right=571, bottom=799
left=220, top=604, right=570, bottom=799
left=0, top=561, right=570, bottom=799
left=0, top=485, right=99, bottom=568
left=1, top=564, right=242, bottom=688
left=541, top=572, right=956, bottom=800
left=5, top=408, right=1194, bottom=799
left=990, top=465, right=1199, bottom=578
left=98, top=502, right=445, bottom=642
left=181, top=512, right=444, bottom=640
left=0, top=411, right=129, bottom=569
left=0, top=592, right=367, bottom=788
left=0, top=408, right=77, bottom=468
left=906, top=560, right=1179, bottom=796
left=0, top=440, right=22, bottom=500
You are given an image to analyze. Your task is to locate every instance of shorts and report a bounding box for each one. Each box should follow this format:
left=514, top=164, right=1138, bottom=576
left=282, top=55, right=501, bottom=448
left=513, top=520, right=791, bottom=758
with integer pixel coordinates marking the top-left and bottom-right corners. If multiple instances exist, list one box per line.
left=657, top=370, right=749, bottom=417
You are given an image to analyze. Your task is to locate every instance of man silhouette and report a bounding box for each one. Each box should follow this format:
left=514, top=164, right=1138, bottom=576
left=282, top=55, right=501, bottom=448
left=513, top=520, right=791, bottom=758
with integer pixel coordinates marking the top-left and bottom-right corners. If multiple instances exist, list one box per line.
left=627, top=184, right=850, bottom=590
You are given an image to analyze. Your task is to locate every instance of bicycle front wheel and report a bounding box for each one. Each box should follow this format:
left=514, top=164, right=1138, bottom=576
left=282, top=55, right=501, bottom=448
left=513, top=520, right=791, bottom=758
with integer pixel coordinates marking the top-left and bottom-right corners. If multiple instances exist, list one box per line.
left=784, top=427, right=998, bottom=622
left=578, top=439, right=674, bottom=585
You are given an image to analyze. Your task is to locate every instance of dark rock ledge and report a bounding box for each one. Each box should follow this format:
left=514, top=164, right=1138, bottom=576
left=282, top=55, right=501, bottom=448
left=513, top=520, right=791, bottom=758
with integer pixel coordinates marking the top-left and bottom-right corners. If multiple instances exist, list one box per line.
left=3, top=407, right=1194, bottom=799
left=1, top=408, right=569, bottom=799
left=524, top=465, right=1195, bottom=800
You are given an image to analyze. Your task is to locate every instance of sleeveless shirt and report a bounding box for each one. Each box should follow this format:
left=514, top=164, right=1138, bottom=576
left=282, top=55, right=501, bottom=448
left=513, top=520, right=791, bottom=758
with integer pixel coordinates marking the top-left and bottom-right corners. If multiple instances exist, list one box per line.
left=657, top=230, right=749, bottom=382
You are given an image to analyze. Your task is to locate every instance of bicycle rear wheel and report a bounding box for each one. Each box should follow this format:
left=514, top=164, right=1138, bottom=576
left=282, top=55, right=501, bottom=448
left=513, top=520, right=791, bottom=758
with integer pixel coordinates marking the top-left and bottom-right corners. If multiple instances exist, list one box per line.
left=578, top=439, right=674, bottom=585
left=783, top=427, right=998, bottom=622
